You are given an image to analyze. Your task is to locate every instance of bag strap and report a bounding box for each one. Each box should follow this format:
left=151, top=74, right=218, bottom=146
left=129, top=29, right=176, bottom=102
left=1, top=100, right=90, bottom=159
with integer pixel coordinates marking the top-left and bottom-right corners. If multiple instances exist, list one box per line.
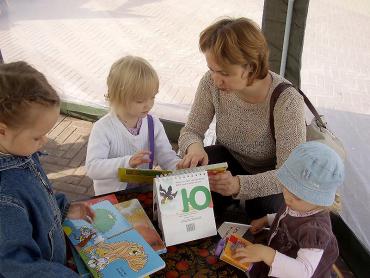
left=269, top=82, right=327, bottom=141
left=147, top=114, right=155, bottom=169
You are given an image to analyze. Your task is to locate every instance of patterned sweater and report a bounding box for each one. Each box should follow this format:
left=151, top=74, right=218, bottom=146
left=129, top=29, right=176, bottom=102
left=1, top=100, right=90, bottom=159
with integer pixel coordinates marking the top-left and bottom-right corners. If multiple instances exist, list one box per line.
left=178, top=71, right=306, bottom=200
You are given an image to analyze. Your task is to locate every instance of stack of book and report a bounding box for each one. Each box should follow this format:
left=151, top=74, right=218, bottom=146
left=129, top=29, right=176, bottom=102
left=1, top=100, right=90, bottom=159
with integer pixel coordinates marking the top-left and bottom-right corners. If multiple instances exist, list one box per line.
left=63, top=197, right=165, bottom=278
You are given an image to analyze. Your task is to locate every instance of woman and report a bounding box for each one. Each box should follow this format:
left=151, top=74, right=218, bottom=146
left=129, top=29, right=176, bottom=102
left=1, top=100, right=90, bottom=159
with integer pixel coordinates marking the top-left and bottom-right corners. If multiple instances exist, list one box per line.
left=177, top=17, right=306, bottom=221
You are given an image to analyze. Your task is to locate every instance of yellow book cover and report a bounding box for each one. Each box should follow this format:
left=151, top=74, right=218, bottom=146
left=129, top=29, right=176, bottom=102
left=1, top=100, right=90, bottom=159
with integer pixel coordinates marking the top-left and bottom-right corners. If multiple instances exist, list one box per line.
left=220, top=234, right=253, bottom=272
left=118, top=162, right=228, bottom=184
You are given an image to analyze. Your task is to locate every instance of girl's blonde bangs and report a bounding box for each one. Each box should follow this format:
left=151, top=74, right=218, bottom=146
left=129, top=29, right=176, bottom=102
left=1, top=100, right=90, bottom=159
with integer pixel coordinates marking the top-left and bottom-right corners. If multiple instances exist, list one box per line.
left=106, top=56, right=159, bottom=105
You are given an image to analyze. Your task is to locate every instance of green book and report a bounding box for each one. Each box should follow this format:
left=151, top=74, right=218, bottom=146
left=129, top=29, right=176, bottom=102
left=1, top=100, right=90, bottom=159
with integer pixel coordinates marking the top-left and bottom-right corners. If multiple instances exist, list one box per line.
left=118, top=162, right=228, bottom=184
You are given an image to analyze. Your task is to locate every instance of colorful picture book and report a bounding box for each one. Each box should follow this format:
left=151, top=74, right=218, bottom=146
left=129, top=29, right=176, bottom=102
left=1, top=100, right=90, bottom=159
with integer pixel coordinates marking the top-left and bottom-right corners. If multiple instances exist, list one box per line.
left=153, top=169, right=218, bottom=246
left=118, top=162, right=228, bottom=184
left=220, top=234, right=253, bottom=272
left=84, top=194, right=118, bottom=206
left=71, top=245, right=92, bottom=277
left=63, top=200, right=165, bottom=278
left=115, top=199, right=166, bottom=254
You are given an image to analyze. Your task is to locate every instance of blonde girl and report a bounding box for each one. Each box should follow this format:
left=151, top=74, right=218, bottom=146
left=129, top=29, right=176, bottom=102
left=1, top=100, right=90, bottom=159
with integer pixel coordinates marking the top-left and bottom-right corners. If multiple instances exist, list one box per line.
left=86, top=56, right=180, bottom=195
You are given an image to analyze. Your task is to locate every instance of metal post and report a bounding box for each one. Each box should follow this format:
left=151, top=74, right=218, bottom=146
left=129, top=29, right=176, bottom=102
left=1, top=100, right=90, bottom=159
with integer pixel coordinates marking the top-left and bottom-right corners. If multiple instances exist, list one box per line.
left=280, top=0, right=295, bottom=77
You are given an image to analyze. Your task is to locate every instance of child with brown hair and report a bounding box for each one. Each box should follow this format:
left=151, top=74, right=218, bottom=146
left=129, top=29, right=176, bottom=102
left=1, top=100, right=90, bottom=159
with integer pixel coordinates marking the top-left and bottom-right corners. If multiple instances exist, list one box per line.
left=0, top=61, right=95, bottom=277
left=233, top=141, right=344, bottom=277
left=86, top=56, right=180, bottom=195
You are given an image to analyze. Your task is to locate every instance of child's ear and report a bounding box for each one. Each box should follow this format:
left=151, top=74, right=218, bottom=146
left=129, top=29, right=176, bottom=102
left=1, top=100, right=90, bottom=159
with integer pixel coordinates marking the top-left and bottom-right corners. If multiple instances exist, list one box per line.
left=0, top=122, right=12, bottom=139
left=0, top=122, right=7, bottom=136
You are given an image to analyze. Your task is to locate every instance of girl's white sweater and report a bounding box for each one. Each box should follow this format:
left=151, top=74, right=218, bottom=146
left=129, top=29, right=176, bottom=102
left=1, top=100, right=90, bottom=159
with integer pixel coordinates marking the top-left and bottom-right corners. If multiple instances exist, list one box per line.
left=86, top=112, right=180, bottom=195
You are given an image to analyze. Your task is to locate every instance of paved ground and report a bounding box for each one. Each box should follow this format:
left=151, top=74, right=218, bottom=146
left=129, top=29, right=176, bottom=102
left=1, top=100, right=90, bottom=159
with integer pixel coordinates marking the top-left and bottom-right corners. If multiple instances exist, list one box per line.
left=40, top=115, right=95, bottom=201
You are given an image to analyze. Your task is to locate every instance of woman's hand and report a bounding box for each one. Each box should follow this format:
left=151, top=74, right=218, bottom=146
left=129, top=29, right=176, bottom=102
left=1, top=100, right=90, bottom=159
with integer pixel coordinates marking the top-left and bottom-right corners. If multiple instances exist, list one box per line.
left=250, top=216, right=268, bottom=234
left=233, top=244, right=276, bottom=266
left=177, top=143, right=208, bottom=169
left=67, top=202, right=96, bottom=223
left=129, top=150, right=151, bottom=168
left=208, top=171, right=240, bottom=196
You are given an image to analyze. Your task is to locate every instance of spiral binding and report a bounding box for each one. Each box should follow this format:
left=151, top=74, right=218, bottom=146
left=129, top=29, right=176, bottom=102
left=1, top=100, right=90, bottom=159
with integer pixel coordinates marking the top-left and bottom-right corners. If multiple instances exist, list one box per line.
left=158, top=169, right=208, bottom=180
left=154, top=162, right=228, bottom=180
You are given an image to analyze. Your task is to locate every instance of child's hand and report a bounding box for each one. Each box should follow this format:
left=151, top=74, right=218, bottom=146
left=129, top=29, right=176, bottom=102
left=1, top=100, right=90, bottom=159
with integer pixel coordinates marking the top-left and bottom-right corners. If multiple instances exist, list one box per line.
left=250, top=216, right=268, bottom=234
left=233, top=244, right=276, bottom=266
left=66, top=202, right=96, bottom=223
left=129, top=150, right=151, bottom=168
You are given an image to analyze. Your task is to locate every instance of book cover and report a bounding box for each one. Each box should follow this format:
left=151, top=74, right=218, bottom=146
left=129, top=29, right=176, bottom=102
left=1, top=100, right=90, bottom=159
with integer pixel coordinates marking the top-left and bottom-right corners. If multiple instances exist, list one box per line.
left=154, top=170, right=217, bottom=246
left=118, top=162, right=228, bottom=184
left=115, top=199, right=166, bottom=254
left=84, top=194, right=119, bottom=206
left=63, top=200, right=165, bottom=278
left=81, top=230, right=165, bottom=278
left=220, top=234, right=253, bottom=272
left=71, top=245, right=92, bottom=277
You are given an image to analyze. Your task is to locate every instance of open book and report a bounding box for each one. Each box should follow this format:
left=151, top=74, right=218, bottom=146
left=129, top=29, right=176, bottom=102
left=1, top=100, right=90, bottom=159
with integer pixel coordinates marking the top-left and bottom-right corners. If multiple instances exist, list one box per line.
left=115, top=199, right=166, bottom=254
left=63, top=200, right=165, bottom=278
left=219, top=234, right=253, bottom=272
left=118, top=162, right=228, bottom=184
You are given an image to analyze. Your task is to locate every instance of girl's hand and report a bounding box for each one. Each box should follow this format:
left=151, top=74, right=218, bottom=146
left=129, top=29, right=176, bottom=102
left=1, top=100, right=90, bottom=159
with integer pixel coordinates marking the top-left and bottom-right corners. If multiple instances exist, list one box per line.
left=233, top=244, right=276, bottom=266
left=177, top=143, right=208, bottom=169
left=250, top=216, right=268, bottom=234
left=129, top=150, right=151, bottom=168
left=67, top=202, right=96, bottom=223
left=208, top=171, right=240, bottom=196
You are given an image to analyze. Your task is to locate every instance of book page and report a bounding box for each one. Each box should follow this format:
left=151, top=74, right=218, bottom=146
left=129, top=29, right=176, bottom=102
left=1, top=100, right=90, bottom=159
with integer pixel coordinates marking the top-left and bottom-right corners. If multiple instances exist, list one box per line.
left=79, top=230, right=165, bottom=278
left=115, top=199, right=166, bottom=254
left=63, top=200, right=132, bottom=249
left=154, top=171, right=217, bottom=246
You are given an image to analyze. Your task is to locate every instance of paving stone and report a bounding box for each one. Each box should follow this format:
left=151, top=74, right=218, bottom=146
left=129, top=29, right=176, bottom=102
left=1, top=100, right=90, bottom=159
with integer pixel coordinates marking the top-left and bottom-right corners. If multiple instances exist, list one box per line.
left=38, top=116, right=94, bottom=199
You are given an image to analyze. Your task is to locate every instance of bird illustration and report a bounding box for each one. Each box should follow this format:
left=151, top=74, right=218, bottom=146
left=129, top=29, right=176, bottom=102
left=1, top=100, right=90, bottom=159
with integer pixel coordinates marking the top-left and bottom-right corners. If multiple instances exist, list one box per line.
left=159, top=185, right=177, bottom=204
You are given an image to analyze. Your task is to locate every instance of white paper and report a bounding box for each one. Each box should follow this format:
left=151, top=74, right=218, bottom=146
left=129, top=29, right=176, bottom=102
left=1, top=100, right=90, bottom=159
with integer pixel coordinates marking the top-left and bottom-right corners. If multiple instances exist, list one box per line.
left=154, top=171, right=217, bottom=246
left=217, top=222, right=251, bottom=238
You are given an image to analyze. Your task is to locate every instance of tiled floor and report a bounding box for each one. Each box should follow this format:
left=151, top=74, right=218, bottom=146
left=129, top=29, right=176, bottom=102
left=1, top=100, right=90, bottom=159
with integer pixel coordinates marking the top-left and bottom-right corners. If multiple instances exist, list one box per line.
left=40, top=115, right=94, bottom=201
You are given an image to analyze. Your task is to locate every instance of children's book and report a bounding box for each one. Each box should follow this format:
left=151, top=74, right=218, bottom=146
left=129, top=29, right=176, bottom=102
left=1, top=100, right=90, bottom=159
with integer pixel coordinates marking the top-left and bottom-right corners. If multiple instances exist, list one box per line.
left=220, top=234, right=253, bottom=272
left=118, top=162, right=228, bottom=184
left=71, top=245, right=92, bottom=277
left=115, top=199, right=167, bottom=254
left=63, top=200, right=165, bottom=278
left=218, top=222, right=252, bottom=239
left=218, top=221, right=270, bottom=239
left=153, top=169, right=218, bottom=246
left=84, top=194, right=118, bottom=206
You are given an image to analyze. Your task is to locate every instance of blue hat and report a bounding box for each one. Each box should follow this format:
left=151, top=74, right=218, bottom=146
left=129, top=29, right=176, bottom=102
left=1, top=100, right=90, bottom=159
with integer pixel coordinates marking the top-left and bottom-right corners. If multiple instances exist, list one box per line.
left=277, top=141, right=345, bottom=206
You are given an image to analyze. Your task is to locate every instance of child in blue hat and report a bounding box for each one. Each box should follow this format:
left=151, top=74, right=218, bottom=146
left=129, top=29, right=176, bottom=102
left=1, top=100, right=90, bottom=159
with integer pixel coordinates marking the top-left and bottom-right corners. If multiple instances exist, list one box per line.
left=233, top=141, right=344, bottom=277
